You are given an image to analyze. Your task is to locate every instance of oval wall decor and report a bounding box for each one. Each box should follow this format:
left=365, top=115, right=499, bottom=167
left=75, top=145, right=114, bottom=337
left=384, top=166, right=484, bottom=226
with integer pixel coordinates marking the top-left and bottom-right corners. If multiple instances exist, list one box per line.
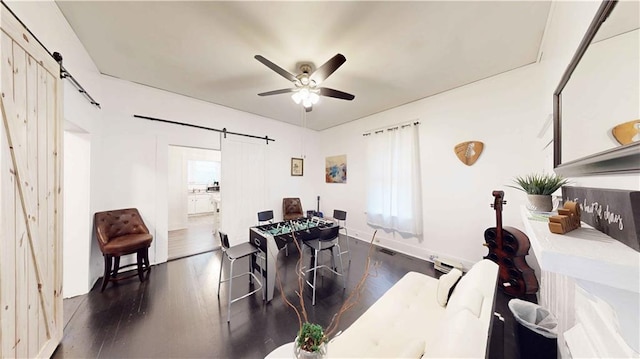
left=454, top=141, right=484, bottom=166
left=612, top=119, right=640, bottom=145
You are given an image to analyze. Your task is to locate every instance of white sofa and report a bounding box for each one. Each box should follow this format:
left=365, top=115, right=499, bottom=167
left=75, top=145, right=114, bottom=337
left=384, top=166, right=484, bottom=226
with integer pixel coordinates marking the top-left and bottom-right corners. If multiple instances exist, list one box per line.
left=328, top=259, right=499, bottom=358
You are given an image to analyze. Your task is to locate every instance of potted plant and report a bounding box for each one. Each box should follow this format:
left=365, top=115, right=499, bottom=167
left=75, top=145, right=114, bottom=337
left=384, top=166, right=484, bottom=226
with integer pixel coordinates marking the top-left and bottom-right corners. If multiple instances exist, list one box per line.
left=294, top=322, right=328, bottom=358
left=276, top=231, right=377, bottom=359
left=508, top=173, right=569, bottom=212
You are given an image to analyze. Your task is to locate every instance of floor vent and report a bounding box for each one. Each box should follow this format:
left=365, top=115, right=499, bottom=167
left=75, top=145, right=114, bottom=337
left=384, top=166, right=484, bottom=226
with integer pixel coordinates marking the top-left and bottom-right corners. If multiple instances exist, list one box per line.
left=379, top=248, right=396, bottom=256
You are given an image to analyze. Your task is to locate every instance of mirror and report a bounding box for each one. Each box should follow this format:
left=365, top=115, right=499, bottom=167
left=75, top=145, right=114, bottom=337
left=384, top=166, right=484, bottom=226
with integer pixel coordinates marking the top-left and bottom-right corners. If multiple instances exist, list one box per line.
left=553, top=0, right=640, bottom=177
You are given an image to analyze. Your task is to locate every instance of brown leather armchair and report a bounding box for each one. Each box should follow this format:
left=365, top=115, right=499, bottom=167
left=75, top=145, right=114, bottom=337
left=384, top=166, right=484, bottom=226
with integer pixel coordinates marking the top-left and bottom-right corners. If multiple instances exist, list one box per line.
left=94, top=208, right=153, bottom=292
left=283, top=198, right=304, bottom=220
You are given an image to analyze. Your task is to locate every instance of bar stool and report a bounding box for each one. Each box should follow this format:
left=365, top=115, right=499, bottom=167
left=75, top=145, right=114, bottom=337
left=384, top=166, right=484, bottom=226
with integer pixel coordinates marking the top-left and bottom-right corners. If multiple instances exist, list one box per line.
left=217, top=231, right=264, bottom=322
left=257, top=210, right=274, bottom=225
left=333, top=209, right=351, bottom=262
left=301, top=226, right=345, bottom=306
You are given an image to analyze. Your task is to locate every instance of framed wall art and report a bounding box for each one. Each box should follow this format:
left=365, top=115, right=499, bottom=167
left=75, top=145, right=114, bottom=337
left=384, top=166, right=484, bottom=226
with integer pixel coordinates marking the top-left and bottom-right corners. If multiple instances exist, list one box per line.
left=291, top=157, right=304, bottom=176
left=325, top=155, right=347, bottom=183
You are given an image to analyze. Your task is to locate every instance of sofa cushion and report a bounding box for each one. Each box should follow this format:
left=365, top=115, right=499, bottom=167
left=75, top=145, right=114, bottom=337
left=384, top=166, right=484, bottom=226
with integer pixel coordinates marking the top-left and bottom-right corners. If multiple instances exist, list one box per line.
left=447, top=287, right=484, bottom=318
left=424, top=309, right=485, bottom=358
left=453, top=260, right=498, bottom=302
left=447, top=260, right=498, bottom=323
left=329, top=272, right=443, bottom=358
left=435, top=259, right=498, bottom=358
left=399, top=339, right=426, bottom=359
left=436, top=268, right=462, bottom=307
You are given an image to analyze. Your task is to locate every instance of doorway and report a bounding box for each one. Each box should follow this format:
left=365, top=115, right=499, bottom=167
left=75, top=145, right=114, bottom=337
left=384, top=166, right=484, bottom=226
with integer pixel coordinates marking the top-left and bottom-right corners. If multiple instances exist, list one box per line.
left=63, top=129, right=91, bottom=297
left=167, top=145, right=221, bottom=260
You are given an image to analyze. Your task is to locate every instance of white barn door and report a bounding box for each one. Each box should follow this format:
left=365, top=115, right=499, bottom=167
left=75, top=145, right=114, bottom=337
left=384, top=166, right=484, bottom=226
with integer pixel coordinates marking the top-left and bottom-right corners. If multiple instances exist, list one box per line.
left=220, top=138, right=268, bottom=246
left=0, top=6, right=63, bottom=358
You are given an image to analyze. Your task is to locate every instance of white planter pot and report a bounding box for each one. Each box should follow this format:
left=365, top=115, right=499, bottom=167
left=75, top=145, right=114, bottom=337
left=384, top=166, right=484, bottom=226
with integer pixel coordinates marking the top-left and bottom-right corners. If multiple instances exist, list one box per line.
left=294, top=337, right=327, bottom=359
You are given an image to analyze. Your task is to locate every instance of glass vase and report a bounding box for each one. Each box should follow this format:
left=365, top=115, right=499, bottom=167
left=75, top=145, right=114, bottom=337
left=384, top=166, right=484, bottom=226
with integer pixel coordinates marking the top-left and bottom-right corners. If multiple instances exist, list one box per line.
left=293, top=337, right=327, bottom=359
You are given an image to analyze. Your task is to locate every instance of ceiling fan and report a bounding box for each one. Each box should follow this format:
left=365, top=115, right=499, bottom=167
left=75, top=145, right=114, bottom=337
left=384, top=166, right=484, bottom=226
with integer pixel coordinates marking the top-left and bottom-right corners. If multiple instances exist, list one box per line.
left=255, top=53, right=355, bottom=112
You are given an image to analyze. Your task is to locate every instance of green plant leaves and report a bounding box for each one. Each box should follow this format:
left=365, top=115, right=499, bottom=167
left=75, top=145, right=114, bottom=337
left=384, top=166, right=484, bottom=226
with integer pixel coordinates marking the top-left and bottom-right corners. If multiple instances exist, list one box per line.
left=506, top=173, right=569, bottom=195
left=297, top=322, right=327, bottom=352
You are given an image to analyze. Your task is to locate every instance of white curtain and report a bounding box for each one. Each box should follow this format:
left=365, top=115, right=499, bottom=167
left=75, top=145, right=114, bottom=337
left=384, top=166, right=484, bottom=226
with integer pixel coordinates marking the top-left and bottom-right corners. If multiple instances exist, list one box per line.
left=366, top=123, right=422, bottom=235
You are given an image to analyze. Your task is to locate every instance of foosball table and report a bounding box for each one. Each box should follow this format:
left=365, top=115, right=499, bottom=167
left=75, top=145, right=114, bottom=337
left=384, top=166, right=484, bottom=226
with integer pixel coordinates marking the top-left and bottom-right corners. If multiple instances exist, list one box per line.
left=249, top=216, right=337, bottom=302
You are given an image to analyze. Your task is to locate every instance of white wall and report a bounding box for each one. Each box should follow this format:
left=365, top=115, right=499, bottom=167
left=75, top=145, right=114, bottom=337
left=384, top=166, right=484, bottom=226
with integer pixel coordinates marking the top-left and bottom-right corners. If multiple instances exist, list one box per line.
left=62, top=130, right=91, bottom=297
left=319, top=62, right=549, bottom=268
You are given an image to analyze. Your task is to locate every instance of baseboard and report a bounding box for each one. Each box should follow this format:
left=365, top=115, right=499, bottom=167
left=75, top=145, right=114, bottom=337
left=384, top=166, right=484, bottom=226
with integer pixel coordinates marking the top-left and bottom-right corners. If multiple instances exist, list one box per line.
left=346, top=229, right=475, bottom=271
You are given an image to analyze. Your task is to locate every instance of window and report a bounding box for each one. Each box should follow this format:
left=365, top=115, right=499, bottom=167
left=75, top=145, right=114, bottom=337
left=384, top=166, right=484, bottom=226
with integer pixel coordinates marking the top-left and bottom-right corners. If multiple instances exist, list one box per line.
left=365, top=123, right=422, bottom=235
left=188, top=160, right=220, bottom=185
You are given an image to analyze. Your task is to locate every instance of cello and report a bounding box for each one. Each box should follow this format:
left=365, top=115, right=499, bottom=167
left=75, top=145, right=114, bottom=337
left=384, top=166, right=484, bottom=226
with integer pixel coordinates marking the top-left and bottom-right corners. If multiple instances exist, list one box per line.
left=484, top=190, right=538, bottom=297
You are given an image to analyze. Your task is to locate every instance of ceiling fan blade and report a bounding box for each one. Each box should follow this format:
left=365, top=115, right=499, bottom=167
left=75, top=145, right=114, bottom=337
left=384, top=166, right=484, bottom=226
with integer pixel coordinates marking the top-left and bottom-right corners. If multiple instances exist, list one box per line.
left=255, top=55, right=297, bottom=82
left=258, top=88, right=296, bottom=96
left=319, top=87, right=355, bottom=101
left=310, top=54, right=346, bottom=84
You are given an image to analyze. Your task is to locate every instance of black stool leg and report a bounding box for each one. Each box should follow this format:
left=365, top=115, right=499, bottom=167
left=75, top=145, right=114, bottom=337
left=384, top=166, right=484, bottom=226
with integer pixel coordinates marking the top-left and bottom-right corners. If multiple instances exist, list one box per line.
left=137, top=249, right=145, bottom=282
left=248, top=253, right=254, bottom=285
left=143, top=247, right=151, bottom=277
left=101, top=254, right=113, bottom=292
left=113, top=256, right=121, bottom=278
left=143, top=248, right=150, bottom=269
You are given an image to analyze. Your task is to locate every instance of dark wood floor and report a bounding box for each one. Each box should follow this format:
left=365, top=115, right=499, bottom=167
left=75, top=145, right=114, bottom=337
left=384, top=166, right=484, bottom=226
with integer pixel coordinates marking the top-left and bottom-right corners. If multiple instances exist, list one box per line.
left=54, top=238, right=525, bottom=358
left=168, top=214, right=220, bottom=260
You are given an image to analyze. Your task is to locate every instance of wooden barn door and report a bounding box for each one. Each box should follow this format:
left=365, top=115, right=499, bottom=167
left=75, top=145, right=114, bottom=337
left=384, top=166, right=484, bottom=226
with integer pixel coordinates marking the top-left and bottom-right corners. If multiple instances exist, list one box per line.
left=0, top=6, right=63, bottom=358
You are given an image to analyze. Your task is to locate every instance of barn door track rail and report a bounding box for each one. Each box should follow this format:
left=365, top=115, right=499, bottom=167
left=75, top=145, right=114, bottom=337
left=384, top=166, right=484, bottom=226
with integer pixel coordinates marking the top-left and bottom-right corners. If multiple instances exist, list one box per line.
left=133, top=114, right=275, bottom=144
left=1, top=0, right=101, bottom=108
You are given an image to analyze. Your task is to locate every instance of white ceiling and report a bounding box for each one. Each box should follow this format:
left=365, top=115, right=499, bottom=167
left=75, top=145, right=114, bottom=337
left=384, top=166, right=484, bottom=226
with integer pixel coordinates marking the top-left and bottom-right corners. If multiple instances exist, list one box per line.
left=56, top=1, right=551, bottom=131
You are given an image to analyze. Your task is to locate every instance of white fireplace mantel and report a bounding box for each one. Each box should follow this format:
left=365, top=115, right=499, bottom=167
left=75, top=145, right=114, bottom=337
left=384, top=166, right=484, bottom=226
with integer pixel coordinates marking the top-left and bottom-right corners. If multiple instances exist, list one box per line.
left=520, top=206, right=639, bottom=293
left=520, top=206, right=639, bottom=358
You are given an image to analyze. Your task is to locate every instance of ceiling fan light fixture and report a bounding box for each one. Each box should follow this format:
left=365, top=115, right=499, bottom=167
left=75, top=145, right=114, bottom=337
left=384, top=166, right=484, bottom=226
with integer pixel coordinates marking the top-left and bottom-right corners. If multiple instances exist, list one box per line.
left=292, top=88, right=320, bottom=107
left=291, top=91, right=303, bottom=104
left=309, top=92, right=319, bottom=104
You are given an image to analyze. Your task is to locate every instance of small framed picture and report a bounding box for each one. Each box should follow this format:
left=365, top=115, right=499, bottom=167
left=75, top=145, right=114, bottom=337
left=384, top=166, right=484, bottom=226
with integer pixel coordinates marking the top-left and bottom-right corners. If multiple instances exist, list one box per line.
left=291, top=157, right=304, bottom=176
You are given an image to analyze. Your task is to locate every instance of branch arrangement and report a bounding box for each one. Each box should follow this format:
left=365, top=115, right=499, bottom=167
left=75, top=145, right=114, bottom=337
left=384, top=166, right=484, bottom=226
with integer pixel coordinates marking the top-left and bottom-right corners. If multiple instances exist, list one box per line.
left=325, top=230, right=377, bottom=338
